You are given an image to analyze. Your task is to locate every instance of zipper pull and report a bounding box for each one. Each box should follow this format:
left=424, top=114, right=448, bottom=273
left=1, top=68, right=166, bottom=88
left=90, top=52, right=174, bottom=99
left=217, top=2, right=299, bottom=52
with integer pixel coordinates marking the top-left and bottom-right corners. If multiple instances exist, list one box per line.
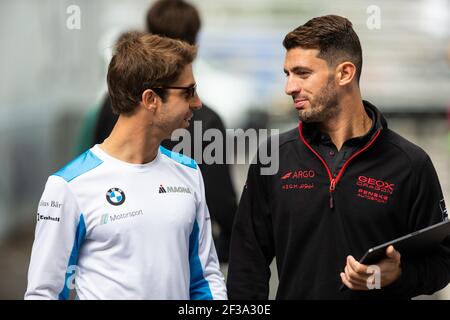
left=329, top=179, right=336, bottom=209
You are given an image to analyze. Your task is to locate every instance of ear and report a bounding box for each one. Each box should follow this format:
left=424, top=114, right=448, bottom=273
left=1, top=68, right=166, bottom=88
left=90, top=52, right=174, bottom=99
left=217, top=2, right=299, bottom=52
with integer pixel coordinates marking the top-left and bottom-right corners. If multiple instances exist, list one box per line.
left=335, top=62, right=356, bottom=86
left=141, top=89, right=159, bottom=112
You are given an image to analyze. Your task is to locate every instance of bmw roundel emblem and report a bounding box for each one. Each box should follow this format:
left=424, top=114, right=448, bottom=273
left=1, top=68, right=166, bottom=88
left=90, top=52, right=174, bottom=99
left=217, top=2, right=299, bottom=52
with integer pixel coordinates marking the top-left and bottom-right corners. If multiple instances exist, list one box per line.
left=106, top=188, right=126, bottom=206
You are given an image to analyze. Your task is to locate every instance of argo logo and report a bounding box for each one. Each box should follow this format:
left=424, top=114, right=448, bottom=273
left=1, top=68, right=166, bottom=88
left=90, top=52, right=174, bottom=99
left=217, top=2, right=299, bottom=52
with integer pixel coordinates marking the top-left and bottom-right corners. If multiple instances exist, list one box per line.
left=281, top=169, right=315, bottom=191
left=281, top=170, right=315, bottom=180
left=106, top=188, right=126, bottom=206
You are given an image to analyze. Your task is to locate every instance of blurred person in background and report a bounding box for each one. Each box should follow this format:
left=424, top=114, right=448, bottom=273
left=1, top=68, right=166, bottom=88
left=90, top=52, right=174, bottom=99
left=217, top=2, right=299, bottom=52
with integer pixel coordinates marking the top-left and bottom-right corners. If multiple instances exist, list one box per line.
left=447, top=44, right=450, bottom=153
left=92, top=0, right=237, bottom=264
left=25, top=32, right=227, bottom=299
left=227, top=15, right=450, bottom=299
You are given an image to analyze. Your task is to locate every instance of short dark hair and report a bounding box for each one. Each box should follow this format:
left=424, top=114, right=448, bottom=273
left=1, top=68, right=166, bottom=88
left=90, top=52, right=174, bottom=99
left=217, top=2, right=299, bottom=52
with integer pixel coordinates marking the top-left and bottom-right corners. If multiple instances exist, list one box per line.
left=146, top=0, right=201, bottom=45
left=283, top=15, right=363, bottom=83
left=107, top=31, right=197, bottom=114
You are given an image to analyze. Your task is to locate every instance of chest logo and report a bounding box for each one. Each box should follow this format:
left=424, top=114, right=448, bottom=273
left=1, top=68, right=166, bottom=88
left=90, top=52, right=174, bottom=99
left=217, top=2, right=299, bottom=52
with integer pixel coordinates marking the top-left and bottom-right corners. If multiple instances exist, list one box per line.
left=106, top=188, right=126, bottom=206
left=281, top=170, right=315, bottom=180
left=159, top=184, right=191, bottom=194
left=356, top=176, right=395, bottom=204
left=281, top=169, right=315, bottom=191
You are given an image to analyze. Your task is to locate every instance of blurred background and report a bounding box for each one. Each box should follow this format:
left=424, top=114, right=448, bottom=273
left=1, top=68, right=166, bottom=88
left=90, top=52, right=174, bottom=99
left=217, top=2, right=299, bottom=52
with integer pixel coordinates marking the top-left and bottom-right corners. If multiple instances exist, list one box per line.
left=0, top=0, right=449, bottom=299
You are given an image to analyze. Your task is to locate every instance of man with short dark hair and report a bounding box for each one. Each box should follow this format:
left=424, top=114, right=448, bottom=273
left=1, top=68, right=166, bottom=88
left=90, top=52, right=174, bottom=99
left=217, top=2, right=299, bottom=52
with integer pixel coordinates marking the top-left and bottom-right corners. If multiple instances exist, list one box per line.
left=146, top=0, right=201, bottom=45
left=25, top=32, right=227, bottom=300
left=93, top=0, right=237, bottom=264
left=227, top=15, right=450, bottom=299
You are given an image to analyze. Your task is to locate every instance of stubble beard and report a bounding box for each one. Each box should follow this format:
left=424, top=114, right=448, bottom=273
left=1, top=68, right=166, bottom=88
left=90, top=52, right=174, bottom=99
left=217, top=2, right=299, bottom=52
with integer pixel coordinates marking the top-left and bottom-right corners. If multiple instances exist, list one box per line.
left=298, top=76, right=340, bottom=123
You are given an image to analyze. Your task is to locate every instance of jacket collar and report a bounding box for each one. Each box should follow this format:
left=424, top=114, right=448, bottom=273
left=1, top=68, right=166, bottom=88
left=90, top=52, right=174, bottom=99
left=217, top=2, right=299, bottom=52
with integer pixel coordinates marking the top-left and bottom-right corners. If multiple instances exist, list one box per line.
left=301, top=100, right=387, bottom=145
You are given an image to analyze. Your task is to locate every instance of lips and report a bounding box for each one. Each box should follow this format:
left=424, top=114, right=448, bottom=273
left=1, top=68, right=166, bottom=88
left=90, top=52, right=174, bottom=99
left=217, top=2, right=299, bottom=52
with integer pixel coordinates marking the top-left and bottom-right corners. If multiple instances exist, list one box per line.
left=294, top=98, right=308, bottom=109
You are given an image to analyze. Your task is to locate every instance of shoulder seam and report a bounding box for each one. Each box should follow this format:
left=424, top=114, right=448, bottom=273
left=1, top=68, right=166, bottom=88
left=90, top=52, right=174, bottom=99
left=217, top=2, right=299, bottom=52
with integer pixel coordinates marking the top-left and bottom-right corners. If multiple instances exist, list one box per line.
left=383, top=139, right=414, bottom=169
left=47, top=175, right=83, bottom=221
left=53, top=150, right=104, bottom=182
left=159, top=146, right=198, bottom=170
left=382, top=130, right=427, bottom=170
left=277, top=128, right=300, bottom=149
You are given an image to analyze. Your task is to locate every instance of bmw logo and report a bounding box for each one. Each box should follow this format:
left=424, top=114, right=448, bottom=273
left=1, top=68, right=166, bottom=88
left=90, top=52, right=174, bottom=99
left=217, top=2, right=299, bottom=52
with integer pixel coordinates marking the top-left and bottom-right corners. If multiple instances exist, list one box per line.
left=106, top=188, right=126, bottom=206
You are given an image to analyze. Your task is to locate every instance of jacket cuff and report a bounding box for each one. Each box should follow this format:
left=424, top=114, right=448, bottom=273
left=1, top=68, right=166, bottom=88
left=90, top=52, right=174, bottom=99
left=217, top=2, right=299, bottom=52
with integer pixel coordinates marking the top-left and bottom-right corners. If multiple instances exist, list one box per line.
left=384, top=259, right=418, bottom=298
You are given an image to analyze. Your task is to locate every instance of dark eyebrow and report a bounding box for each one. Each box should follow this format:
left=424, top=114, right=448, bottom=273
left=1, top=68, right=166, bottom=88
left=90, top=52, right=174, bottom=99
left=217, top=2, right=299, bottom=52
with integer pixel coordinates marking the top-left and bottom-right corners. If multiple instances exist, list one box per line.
left=291, top=66, right=313, bottom=74
left=283, top=66, right=313, bottom=75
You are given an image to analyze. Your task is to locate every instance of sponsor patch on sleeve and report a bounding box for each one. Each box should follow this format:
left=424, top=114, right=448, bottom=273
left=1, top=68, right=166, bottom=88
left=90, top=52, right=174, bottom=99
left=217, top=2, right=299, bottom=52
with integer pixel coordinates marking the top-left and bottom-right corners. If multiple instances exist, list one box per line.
left=440, top=199, right=448, bottom=221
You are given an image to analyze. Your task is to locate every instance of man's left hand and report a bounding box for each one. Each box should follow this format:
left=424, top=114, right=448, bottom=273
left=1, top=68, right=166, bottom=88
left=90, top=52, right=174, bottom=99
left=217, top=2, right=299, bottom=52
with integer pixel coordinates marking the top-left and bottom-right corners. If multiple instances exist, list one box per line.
left=340, top=245, right=402, bottom=290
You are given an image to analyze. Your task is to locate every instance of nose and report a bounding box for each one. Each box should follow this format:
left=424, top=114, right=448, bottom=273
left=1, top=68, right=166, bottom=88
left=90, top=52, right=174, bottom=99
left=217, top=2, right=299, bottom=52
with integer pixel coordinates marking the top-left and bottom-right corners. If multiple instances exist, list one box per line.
left=285, top=77, right=301, bottom=96
left=190, top=94, right=202, bottom=110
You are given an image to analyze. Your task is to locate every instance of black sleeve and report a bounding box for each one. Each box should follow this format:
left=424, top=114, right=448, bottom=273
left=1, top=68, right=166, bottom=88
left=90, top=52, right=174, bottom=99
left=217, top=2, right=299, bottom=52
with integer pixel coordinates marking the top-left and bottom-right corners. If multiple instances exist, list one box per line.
left=92, top=95, right=119, bottom=145
left=388, top=155, right=450, bottom=297
left=198, top=114, right=237, bottom=262
left=227, top=160, right=275, bottom=299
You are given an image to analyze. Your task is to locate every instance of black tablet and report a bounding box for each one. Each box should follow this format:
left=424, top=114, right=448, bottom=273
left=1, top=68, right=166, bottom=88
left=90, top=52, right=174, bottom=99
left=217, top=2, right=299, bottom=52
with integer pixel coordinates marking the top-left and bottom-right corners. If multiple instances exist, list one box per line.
left=339, top=219, right=450, bottom=292
left=359, top=219, right=450, bottom=265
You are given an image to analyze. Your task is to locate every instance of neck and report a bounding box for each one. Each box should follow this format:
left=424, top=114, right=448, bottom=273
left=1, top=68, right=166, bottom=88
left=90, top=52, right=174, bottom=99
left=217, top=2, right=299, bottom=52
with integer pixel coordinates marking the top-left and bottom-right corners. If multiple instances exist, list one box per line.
left=319, top=95, right=372, bottom=151
left=100, top=112, right=163, bottom=164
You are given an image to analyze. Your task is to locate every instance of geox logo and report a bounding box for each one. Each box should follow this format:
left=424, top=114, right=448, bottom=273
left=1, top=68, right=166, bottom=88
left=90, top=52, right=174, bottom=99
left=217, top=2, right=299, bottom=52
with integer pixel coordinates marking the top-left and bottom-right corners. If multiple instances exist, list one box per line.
left=159, top=184, right=191, bottom=194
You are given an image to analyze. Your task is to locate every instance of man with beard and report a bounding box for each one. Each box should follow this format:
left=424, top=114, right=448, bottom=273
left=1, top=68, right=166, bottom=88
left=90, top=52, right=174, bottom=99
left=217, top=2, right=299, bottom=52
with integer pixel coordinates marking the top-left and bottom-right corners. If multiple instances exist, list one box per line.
left=227, top=15, right=450, bottom=299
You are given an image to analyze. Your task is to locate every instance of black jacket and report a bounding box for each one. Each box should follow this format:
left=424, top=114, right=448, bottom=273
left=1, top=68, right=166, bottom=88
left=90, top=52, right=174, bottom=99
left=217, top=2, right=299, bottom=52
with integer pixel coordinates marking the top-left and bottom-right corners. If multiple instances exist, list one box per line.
left=227, top=101, right=450, bottom=299
left=92, top=96, right=237, bottom=263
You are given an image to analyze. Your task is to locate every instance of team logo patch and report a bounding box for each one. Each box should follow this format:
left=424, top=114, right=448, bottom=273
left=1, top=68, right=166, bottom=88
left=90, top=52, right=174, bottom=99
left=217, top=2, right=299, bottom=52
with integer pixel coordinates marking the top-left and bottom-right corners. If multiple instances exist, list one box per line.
left=440, top=199, right=448, bottom=221
left=106, top=188, right=126, bottom=206
left=281, top=172, right=292, bottom=180
left=36, top=212, right=60, bottom=222
left=158, top=184, right=191, bottom=194
left=355, top=175, right=395, bottom=204
left=280, top=169, right=316, bottom=191
left=281, top=169, right=315, bottom=180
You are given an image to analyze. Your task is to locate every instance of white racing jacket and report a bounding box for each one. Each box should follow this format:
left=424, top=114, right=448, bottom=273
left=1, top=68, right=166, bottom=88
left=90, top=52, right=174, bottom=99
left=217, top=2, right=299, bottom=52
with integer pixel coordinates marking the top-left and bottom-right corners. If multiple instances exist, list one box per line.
left=25, top=145, right=227, bottom=300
